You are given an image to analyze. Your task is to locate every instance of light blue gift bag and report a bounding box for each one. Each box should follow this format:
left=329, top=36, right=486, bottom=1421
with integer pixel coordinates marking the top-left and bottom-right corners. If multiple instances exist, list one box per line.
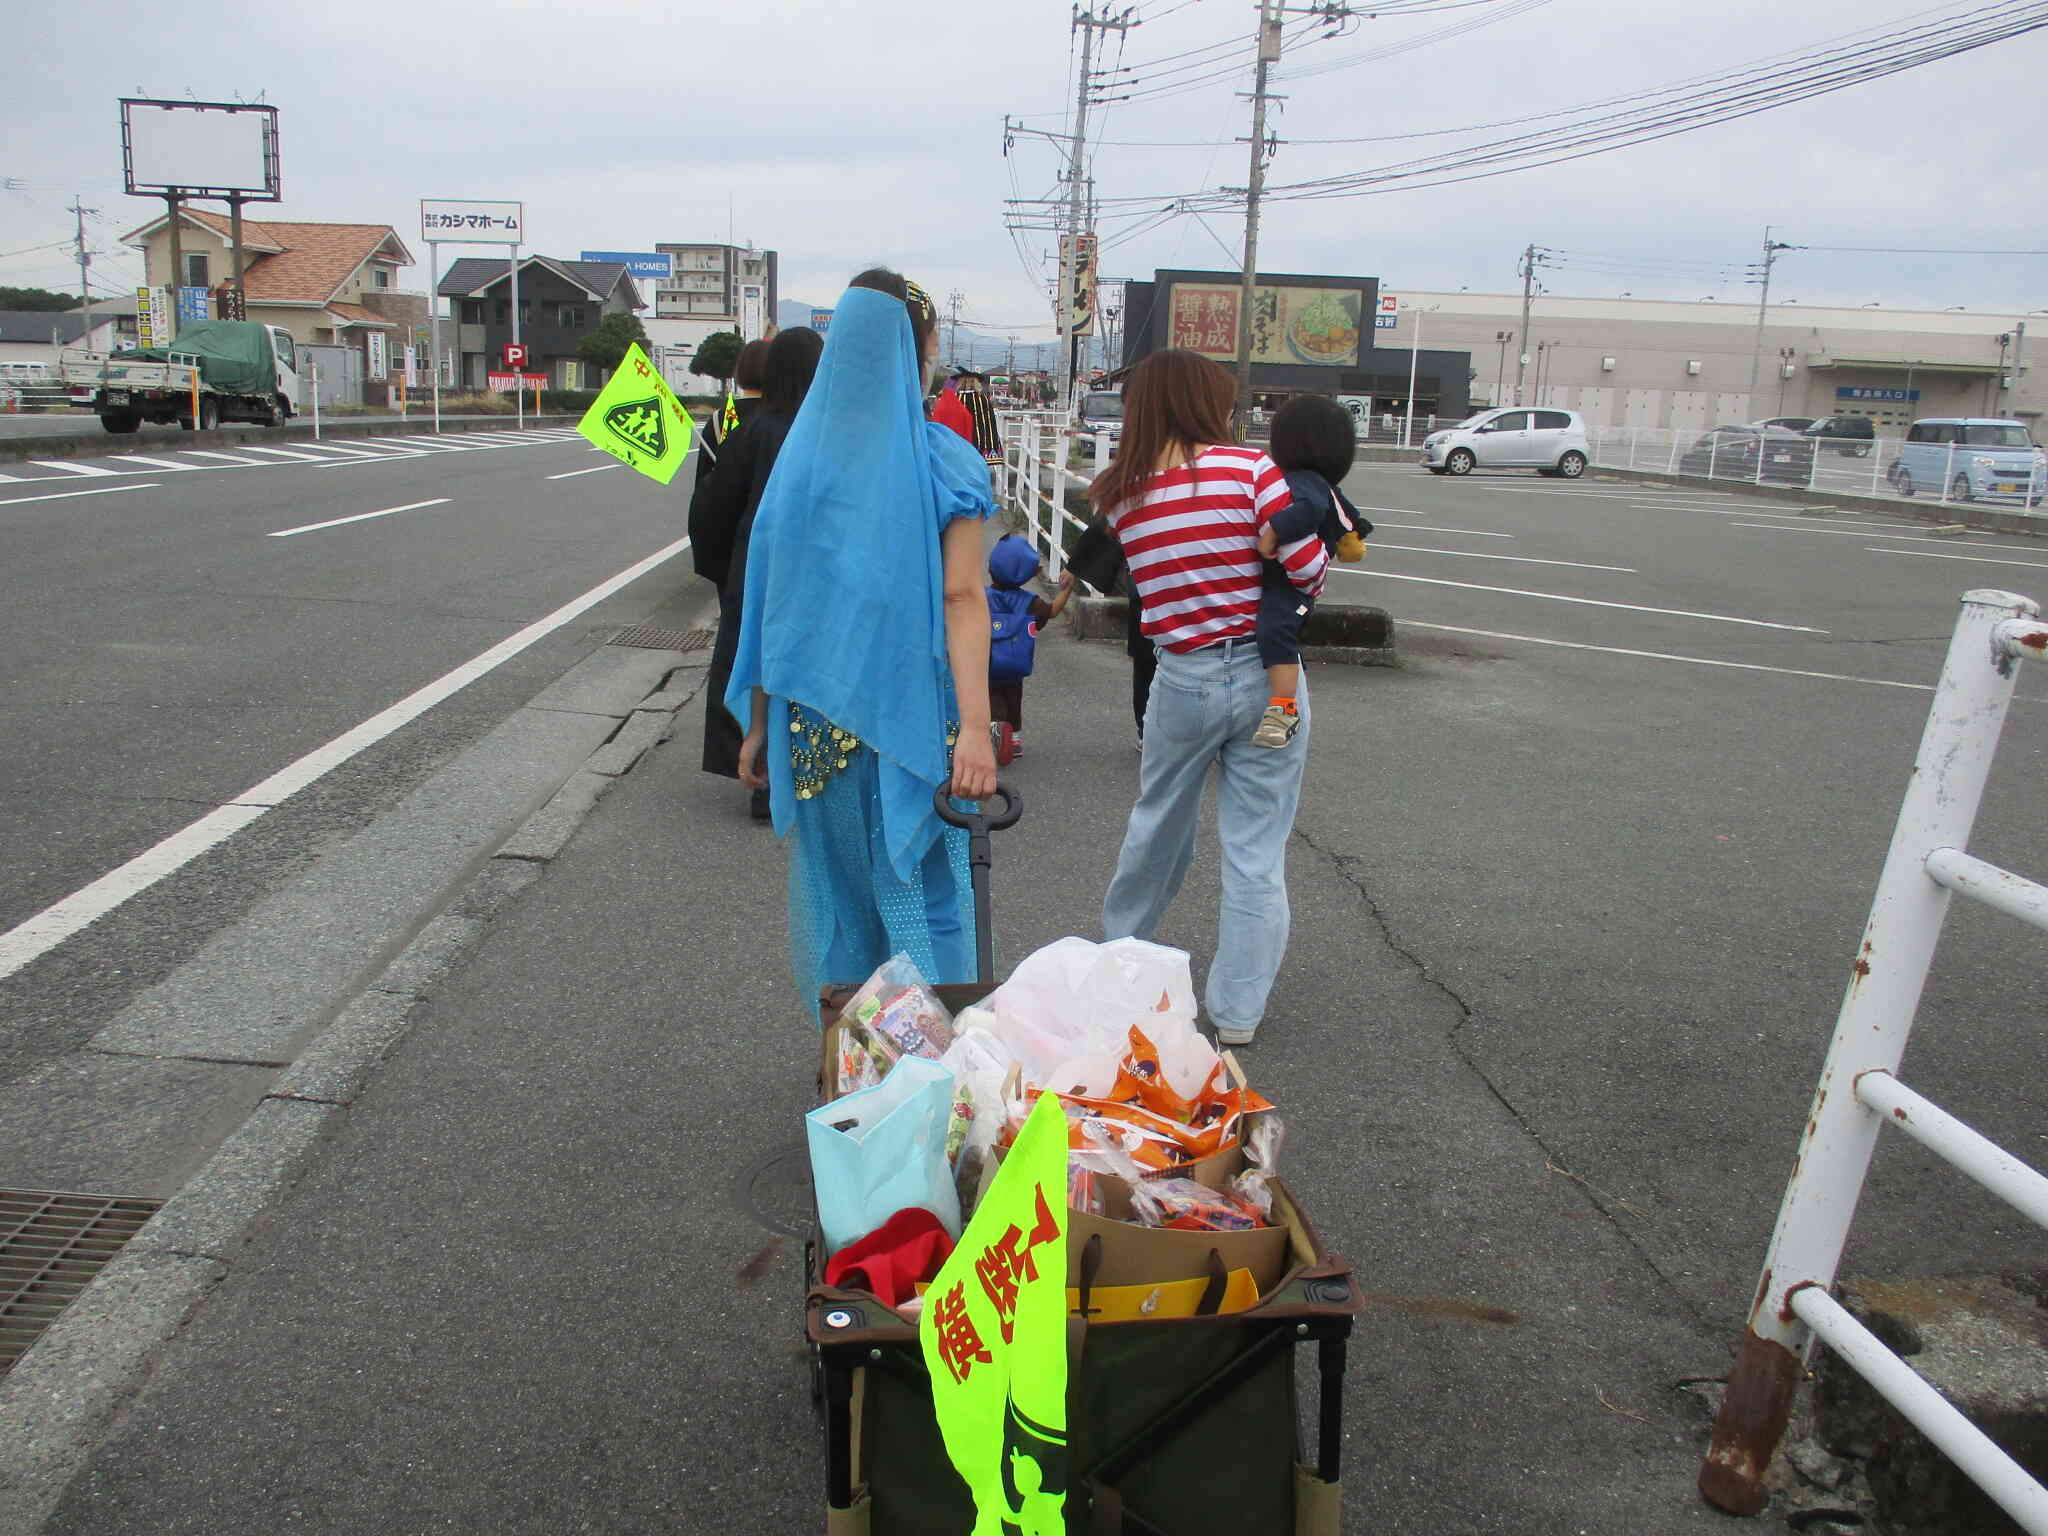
left=806, top=1056, right=962, bottom=1256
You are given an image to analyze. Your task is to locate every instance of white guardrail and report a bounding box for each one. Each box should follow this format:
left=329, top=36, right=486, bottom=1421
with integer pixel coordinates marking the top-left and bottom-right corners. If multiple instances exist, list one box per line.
left=997, top=411, right=1114, bottom=581
left=1699, top=587, right=2048, bottom=1533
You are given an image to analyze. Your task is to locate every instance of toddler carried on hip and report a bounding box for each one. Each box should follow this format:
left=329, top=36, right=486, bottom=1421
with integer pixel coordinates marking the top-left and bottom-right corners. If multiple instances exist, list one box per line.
left=1252, top=395, right=1371, bottom=747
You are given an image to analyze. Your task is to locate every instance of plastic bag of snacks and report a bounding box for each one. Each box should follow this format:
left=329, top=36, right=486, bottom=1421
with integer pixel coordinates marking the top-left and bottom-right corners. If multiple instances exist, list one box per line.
left=836, top=1022, right=902, bottom=1095
left=1226, top=1113, right=1285, bottom=1221
left=978, top=937, right=1197, bottom=1091
left=842, top=953, right=954, bottom=1061
left=938, top=1027, right=1016, bottom=1215
left=1133, top=1178, right=1266, bottom=1234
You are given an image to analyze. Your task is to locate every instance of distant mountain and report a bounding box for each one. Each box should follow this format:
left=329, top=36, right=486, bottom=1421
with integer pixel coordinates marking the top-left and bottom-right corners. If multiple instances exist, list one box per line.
left=776, top=297, right=1080, bottom=374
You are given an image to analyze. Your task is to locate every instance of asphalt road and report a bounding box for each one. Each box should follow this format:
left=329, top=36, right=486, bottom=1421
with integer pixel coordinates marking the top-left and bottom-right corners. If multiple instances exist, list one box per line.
left=11, top=459, right=2048, bottom=1532
left=0, top=410, right=543, bottom=443
left=0, top=425, right=697, bottom=1097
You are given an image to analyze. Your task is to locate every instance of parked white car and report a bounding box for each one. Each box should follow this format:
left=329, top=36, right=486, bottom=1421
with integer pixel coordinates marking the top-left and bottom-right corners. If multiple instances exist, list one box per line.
left=1422, top=407, right=1590, bottom=478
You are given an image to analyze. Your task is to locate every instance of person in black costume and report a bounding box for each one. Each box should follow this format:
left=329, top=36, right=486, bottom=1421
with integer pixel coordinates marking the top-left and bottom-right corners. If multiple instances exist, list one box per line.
left=695, top=327, right=825, bottom=815
left=687, top=337, right=770, bottom=583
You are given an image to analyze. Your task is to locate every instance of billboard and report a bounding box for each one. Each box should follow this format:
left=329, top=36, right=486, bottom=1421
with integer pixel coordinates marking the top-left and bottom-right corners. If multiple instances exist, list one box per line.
left=810, top=308, right=834, bottom=333
left=176, top=286, right=211, bottom=324
left=580, top=250, right=673, bottom=281
left=1061, top=233, right=1098, bottom=337
left=420, top=199, right=523, bottom=245
left=134, top=286, right=173, bottom=347
left=1167, top=282, right=1363, bottom=368
left=121, top=99, right=281, bottom=202
left=740, top=284, right=766, bottom=339
left=366, top=331, right=389, bottom=381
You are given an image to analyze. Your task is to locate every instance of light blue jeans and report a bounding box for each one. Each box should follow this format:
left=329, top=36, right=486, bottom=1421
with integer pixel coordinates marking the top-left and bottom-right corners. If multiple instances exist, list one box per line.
left=1103, top=636, right=1309, bottom=1041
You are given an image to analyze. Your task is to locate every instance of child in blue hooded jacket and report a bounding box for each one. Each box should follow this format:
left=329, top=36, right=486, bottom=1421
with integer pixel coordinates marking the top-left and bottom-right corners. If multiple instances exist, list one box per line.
left=985, top=533, right=1074, bottom=760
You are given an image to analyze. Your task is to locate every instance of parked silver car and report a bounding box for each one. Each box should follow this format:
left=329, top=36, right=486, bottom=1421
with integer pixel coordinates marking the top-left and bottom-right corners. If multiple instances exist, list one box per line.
left=1422, top=407, right=1590, bottom=478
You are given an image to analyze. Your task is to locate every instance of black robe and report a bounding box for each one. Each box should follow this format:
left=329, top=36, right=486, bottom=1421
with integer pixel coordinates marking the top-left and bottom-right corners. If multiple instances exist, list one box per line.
left=697, top=407, right=798, bottom=778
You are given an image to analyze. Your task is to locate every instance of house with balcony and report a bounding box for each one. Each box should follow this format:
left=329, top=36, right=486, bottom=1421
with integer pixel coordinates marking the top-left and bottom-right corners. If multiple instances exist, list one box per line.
left=436, top=256, right=643, bottom=391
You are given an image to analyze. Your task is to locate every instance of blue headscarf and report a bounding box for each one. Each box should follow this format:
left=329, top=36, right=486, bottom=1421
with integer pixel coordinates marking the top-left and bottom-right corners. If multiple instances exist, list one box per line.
left=725, top=283, right=994, bottom=879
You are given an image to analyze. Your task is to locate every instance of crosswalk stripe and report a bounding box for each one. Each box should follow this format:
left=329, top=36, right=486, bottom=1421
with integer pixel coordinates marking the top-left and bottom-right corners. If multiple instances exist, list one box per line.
left=112, top=455, right=204, bottom=471
left=231, top=446, right=330, bottom=461
left=31, top=461, right=120, bottom=477
left=180, top=450, right=267, bottom=464
left=293, top=443, right=385, bottom=457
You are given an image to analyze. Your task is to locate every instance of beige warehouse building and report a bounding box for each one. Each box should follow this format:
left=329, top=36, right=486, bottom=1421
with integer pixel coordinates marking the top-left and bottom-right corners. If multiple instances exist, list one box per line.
left=1375, top=291, right=2043, bottom=434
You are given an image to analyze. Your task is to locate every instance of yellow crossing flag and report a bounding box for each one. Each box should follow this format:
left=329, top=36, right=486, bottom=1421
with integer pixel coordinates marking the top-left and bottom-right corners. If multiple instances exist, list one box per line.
left=576, top=343, right=694, bottom=485
left=920, top=1090, right=1069, bottom=1533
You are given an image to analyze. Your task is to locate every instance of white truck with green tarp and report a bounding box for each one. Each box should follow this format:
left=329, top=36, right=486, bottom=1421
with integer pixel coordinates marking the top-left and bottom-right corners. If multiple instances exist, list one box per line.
left=60, top=320, right=303, bottom=434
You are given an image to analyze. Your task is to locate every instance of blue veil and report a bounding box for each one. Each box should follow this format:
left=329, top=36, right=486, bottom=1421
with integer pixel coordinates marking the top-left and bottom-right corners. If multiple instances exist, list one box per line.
left=724, top=283, right=993, bottom=879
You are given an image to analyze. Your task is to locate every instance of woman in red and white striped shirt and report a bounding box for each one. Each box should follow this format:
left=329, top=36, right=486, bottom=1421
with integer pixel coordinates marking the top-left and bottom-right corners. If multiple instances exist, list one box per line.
left=1088, top=350, right=1326, bottom=1047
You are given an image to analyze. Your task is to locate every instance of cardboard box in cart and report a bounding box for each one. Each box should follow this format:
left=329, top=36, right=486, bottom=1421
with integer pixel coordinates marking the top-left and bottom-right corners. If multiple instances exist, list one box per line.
left=809, top=984, right=1358, bottom=1535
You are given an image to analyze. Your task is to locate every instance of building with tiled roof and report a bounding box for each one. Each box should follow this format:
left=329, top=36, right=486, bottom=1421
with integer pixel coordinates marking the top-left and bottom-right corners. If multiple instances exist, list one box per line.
left=121, top=210, right=425, bottom=401
left=435, top=255, right=644, bottom=391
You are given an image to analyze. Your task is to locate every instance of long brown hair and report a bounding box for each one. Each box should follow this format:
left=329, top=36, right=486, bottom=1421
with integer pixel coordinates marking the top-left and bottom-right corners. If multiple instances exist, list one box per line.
left=1088, top=349, right=1237, bottom=514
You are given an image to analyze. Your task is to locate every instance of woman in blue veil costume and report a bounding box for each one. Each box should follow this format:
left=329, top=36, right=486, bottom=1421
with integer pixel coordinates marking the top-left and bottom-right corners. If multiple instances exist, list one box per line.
left=728, top=269, right=999, bottom=1018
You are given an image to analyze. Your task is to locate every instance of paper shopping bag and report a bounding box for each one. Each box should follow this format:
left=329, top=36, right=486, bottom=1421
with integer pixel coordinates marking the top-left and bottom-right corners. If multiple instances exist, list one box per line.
left=807, top=1056, right=961, bottom=1256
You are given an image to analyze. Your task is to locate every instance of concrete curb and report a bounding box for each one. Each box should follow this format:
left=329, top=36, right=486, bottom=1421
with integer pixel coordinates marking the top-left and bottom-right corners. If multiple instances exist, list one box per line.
left=0, top=414, right=581, bottom=464
left=0, top=648, right=714, bottom=1536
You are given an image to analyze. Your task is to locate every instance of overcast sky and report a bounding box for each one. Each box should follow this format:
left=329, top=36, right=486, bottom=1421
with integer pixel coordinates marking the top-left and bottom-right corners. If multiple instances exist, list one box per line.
left=6, top=0, right=2046, bottom=334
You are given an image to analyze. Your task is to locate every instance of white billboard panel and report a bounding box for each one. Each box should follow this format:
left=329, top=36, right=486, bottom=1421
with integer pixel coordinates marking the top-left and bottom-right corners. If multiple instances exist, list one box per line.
left=420, top=200, right=523, bottom=245
left=122, top=100, right=280, bottom=200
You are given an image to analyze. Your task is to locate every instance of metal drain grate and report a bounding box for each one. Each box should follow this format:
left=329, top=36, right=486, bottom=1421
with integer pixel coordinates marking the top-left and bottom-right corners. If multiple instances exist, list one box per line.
left=1, top=1189, right=162, bottom=1379
left=608, top=625, right=714, bottom=653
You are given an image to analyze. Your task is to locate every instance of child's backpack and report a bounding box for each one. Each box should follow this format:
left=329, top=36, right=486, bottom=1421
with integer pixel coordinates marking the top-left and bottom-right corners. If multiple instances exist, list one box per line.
left=987, top=585, right=1040, bottom=681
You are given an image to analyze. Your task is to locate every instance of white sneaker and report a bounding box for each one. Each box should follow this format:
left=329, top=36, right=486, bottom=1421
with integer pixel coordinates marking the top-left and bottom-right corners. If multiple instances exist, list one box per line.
left=1251, top=704, right=1300, bottom=748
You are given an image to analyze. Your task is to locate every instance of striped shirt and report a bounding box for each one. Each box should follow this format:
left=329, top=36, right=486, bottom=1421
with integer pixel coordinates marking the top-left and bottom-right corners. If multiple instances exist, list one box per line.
left=1108, top=445, right=1329, bottom=654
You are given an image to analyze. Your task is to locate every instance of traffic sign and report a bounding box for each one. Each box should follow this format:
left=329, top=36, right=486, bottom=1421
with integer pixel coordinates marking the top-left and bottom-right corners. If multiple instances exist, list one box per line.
left=503, top=342, right=530, bottom=370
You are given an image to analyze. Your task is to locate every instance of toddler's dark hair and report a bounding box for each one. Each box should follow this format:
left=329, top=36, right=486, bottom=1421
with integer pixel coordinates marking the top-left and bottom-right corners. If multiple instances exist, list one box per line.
left=1269, top=394, right=1357, bottom=484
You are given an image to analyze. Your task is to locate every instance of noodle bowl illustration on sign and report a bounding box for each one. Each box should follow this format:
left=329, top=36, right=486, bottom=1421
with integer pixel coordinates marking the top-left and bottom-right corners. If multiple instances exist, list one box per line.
left=1287, top=291, right=1360, bottom=364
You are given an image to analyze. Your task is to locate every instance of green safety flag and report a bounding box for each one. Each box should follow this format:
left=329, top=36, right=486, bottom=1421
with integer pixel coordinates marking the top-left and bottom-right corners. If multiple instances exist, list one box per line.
left=721, top=387, right=740, bottom=436
left=575, top=343, right=694, bottom=485
left=920, top=1090, right=1069, bottom=1533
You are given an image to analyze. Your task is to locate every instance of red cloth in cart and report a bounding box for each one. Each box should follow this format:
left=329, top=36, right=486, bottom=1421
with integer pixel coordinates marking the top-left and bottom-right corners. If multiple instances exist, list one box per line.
left=823, top=1207, right=956, bottom=1306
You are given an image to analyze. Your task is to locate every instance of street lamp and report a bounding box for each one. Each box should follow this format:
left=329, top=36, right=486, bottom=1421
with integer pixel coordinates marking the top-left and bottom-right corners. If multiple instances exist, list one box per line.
left=1401, top=303, right=1441, bottom=449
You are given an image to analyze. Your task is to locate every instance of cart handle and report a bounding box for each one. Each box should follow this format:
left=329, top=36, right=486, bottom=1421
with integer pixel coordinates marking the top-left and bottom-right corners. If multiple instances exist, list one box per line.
left=933, top=782, right=1021, bottom=832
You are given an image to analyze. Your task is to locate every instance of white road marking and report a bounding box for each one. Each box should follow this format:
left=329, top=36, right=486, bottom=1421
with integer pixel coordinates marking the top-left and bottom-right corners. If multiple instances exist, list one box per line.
left=1367, top=542, right=1634, bottom=573
left=31, top=460, right=120, bottom=477
left=1728, top=523, right=2043, bottom=552
left=546, top=464, right=619, bottom=480
left=1329, top=568, right=1826, bottom=632
left=110, top=455, right=204, bottom=471
left=181, top=450, right=267, bottom=465
left=231, top=445, right=332, bottom=462
left=1705, top=508, right=1925, bottom=530
left=291, top=442, right=386, bottom=458
left=1867, top=548, right=2048, bottom=572
left=269, top=498, right=451, bottom=537
left=0, top=483, right=159, bottom=507
left=0, top=471, right=26, bottom=482
left=1350, top=506, right=1517, bottom=536
left=0, top=531, right=696, bottom=982
left=363, top=436, right=465, bottom=452
left=1403, top=621, right=1931, bottom=692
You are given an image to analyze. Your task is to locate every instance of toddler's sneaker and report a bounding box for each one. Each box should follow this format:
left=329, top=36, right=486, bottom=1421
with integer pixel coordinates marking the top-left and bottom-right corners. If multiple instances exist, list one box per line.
left=1251, top=704, right=1300, bottom=748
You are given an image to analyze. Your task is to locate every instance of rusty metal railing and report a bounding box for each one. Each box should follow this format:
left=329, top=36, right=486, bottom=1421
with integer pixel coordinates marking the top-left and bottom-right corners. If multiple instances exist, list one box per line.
left=1699, top=588, right=2048, bottom=1534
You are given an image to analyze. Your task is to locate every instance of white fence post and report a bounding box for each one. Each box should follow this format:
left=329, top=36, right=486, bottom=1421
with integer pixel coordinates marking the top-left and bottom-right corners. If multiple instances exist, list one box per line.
left=1666, top=430, right=1681, bottom=475
left=1873, top=438, right=1888, bottom=497
left=1699, top=586, right=2048, bottom=1529
left=1942, top=440, right=1957, bottom=503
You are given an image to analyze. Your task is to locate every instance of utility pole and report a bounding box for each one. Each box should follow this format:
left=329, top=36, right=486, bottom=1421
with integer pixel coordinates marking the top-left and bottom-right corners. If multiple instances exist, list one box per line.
left=946, top=289, right=965, bottom=369
left=1513, top=243, right=1554, bottom=405
left=1059, top=9, right=1133, bottom=416
left=2009, top=319, right=2027, bottom=410
left=1747, top=227, right=1797, bottom=407
left=69, top=195, right=95, bottom=348
left=1231, top=0, right=1283, bottom=436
